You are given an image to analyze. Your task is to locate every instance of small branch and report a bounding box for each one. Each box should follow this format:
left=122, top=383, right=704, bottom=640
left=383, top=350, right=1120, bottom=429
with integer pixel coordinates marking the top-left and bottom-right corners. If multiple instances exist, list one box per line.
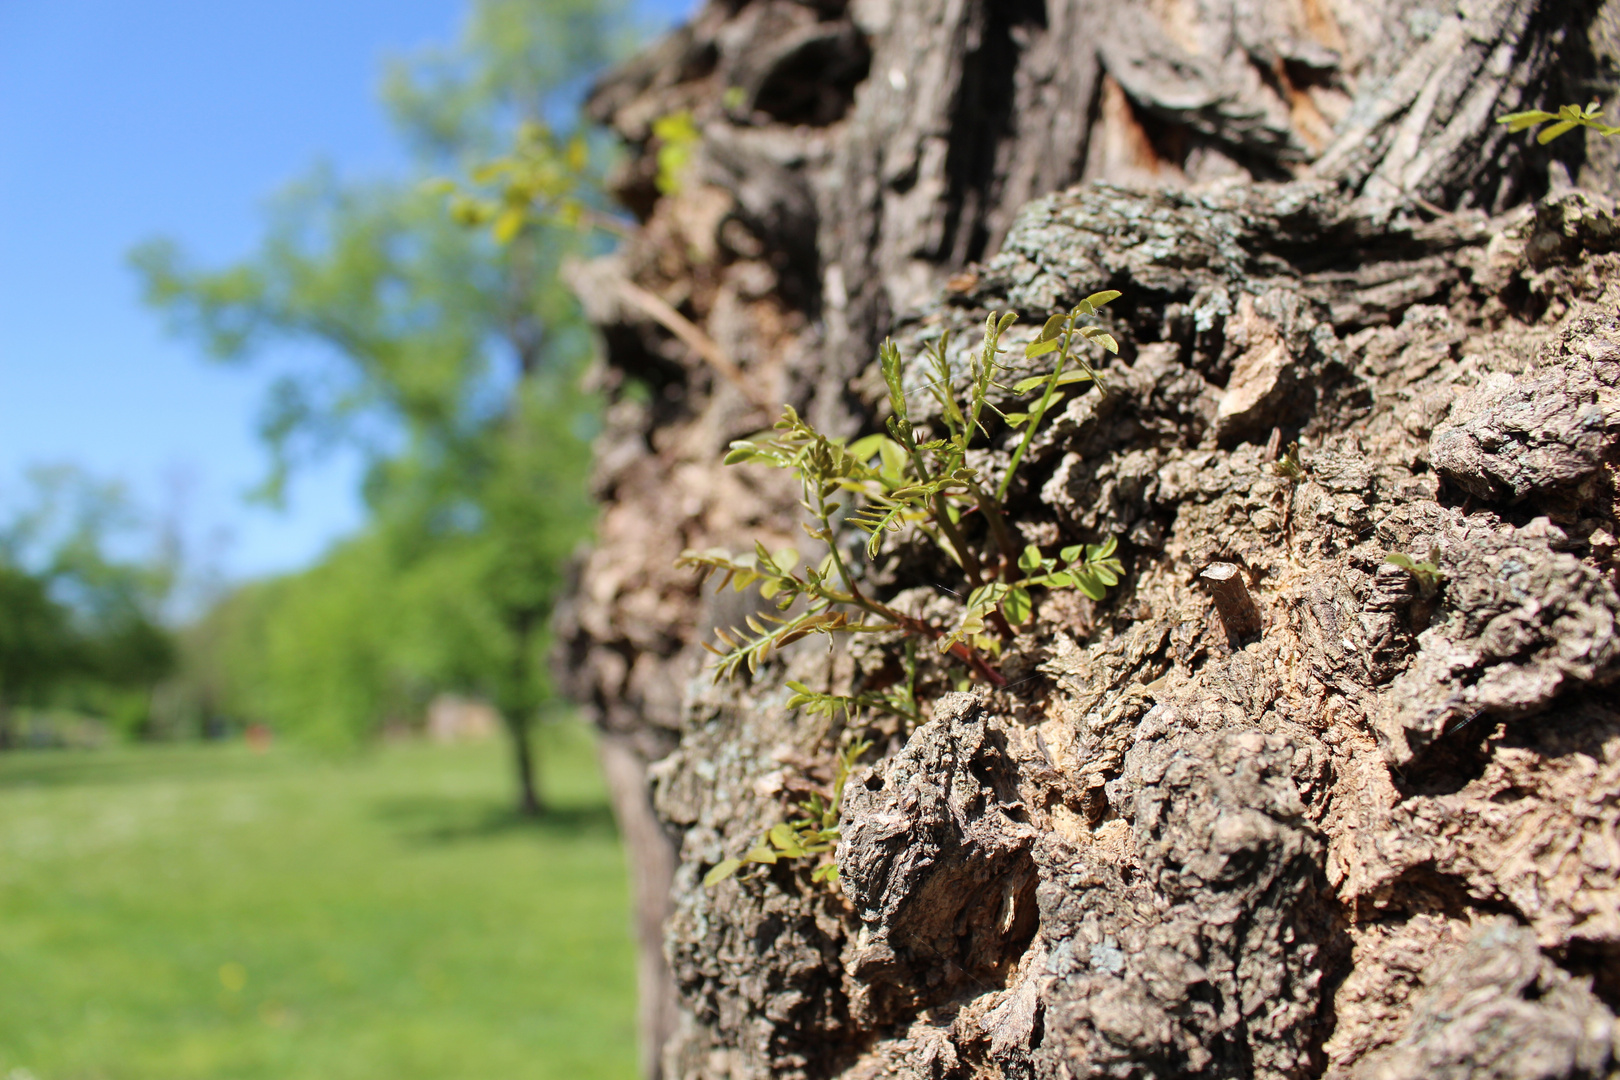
left=931, top=494, right=983, bottom=584
left=854, top=598, right=1007, bottom=689
left=1199, top=562, right=1263, bottom=644
left=580, top=208, right=637, bottom=239
left=616, top=279, right=773, bottom=411
left=968, top=482, right=1024, bottom=580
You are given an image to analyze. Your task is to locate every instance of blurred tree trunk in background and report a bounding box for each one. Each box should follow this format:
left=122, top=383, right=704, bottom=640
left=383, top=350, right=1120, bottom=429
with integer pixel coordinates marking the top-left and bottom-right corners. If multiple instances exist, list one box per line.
left=558, top=1, right=1620, bottom=1077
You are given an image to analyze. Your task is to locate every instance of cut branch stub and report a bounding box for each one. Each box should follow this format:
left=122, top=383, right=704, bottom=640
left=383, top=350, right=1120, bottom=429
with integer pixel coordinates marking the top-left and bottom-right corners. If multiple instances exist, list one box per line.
left=1200, top=562, right=1262, bottom=644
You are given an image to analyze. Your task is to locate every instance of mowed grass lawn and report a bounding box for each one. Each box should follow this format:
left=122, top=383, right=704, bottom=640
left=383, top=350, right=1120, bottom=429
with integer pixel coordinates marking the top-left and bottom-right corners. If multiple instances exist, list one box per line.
left=0, top=724, right=637, bottom=1080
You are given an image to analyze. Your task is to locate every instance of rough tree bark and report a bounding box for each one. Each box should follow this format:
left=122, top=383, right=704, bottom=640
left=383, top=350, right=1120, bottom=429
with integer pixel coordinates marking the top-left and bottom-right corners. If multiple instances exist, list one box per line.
left=551, top=1, right=1620, bottom=1077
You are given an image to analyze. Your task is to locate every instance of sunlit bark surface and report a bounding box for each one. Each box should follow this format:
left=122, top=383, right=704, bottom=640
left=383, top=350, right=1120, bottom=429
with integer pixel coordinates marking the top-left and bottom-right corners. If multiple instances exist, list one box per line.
left=553, top=2, right=1620, bottom=1077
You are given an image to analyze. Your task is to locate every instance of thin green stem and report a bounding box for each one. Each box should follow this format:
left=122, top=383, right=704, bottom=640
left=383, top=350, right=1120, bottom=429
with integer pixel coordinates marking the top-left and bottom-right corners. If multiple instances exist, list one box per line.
left=995, top=334, right=1069, bottom=503
left=932, top=494, right=982, bottom=583
left=968, top=481, right=1023, bottom=579
left=901, top=440, right=981, bottom=583
left=816, top=492, right=862, bottom=601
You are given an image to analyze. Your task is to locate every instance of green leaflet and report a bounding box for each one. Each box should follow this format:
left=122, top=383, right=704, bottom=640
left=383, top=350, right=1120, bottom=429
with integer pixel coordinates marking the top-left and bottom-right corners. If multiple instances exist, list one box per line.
left=1002, top=586, right=1033, bottom=625
left=703, top=858, right=744, bottom=887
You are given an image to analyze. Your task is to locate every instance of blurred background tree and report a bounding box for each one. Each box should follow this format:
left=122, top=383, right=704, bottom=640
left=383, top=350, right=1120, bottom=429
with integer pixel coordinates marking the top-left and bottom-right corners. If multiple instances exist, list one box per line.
left=131, top=0, right=625, bottom=815
left=0, top=466, right=177, bottom=747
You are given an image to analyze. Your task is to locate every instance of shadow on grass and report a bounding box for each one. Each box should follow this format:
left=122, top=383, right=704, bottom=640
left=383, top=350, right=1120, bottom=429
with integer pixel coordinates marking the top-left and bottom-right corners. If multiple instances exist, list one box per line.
left=372, top=794, right=618, bottom=845
left=0, top=744, right=281, bottom=791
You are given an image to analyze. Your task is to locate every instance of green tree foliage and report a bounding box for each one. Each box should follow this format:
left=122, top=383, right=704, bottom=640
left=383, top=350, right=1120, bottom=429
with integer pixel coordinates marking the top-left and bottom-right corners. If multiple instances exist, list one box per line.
left=0, top=564, right=75, bottom=723
left=0, top=466, right=177, bottom=744
left=131, top=0, right=623, bottom=813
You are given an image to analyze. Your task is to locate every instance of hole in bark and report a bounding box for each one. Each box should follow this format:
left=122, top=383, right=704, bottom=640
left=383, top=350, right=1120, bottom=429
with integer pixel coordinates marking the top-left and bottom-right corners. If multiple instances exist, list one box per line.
left=1497, top=269, right=1549, bottom=324
left=1555, top=940, right=1620, bottom=1010
left=752, top=912, right=785, bottom=952
left=600, top=321, right=689, bottom=418
left=1357, top=862, right=1528, bottom=926
left=1392, top=720, right=1497, bottom=798
left=751, top=26, right=870, bottom=126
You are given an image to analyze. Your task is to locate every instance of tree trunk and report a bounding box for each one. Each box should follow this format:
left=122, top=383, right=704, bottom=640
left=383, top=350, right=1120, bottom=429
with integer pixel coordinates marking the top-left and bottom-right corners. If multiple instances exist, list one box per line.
left=508, top=609, right=544, bottom=817
left=509, top=712, right=542, bottom=818
left=555, top=1, right=1620, bottom=1077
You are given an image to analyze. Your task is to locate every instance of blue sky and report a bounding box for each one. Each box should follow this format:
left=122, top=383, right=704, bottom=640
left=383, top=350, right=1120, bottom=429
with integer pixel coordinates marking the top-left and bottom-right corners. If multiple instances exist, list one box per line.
left=0, top=0, right=690, bottom=584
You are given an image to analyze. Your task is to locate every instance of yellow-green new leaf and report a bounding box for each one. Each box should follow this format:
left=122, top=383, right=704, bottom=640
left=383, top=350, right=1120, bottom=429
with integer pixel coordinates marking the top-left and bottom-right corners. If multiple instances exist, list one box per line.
left=847, top=433, right=885, bottom=461
left=492, top=207, right=526, bottom=245
left=1539, top=120, right=1579, bottom=144
left=1073, top=570, right=1108, bottom=601
left=1498, top=109, right=1556, bottom=131
left=703, top=858, right=744, bottom=886
left=1504, top=108, right=1545, bottom=125
left=1002, top=585, right=1033, bottom=625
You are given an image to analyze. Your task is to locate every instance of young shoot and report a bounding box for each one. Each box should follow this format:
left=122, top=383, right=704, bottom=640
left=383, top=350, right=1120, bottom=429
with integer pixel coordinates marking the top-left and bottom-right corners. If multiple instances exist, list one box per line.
left=676, top=294, right=1128, bottom=688
left=785, top=638, right=923, bottom=734
left=1385, top=549, right=1445, bottom=600
left=994, top=292, right=1120, bottom=502
left=1498, top=102, right=1620, bottom=144
left=703, top=736, right=872, bottom=887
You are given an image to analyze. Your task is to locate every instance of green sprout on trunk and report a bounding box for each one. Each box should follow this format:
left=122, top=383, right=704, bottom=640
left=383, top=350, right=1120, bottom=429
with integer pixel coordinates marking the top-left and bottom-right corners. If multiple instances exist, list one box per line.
left=702, top=737, right=872, bottom=886
left=1385, top=550, right=1445, bottom=600
left=676, top=292, right=1127, bottom=687
left=1498, top=102, right=1620, bottom=144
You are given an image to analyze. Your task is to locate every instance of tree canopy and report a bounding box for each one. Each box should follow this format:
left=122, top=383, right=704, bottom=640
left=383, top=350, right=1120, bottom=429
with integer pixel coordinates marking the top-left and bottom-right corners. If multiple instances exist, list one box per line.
left=0, top=466, right=177, bottom=743
left=133, top=0, right=626, bottom=811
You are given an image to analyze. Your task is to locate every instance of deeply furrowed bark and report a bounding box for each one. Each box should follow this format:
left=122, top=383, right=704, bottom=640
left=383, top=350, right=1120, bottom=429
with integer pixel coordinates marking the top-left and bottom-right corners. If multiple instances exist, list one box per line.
left=551, top=2, right=1620, bottom=1077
